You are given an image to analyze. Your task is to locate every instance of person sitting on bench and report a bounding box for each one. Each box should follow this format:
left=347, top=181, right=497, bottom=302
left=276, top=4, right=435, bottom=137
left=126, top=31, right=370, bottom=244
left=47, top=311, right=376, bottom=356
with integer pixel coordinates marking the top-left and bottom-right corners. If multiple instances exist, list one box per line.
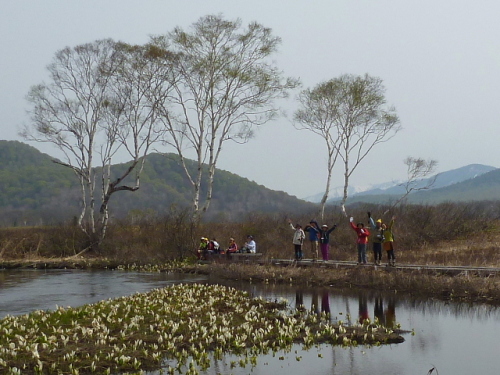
left=226, top=238, right=238, bottom=254
left=240, top=235, right=256, bottom=253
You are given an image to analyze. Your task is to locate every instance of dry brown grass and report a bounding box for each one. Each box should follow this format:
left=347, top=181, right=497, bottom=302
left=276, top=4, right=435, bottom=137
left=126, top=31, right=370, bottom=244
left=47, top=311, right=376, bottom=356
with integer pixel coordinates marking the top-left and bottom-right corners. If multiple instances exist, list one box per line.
left=203, top=263, right=500, bottom=305
left=389, top=230, right=500, bottom=268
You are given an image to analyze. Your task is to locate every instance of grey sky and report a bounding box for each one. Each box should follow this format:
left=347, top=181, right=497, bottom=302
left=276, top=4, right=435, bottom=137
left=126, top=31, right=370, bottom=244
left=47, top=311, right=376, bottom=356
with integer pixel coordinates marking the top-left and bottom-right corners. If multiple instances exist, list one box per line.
left=1, top=1, right=499, bottom=199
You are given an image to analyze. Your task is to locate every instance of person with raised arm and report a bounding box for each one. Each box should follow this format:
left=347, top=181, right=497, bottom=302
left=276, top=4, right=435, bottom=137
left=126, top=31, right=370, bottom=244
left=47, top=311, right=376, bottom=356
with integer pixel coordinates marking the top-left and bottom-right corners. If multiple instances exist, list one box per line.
left=349, top=217, right=370, bottom=265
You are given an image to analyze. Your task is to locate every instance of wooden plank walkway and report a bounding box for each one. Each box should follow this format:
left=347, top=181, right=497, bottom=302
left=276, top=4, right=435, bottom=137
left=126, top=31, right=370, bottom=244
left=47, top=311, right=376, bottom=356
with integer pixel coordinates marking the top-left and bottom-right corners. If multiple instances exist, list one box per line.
left=198, top=254, right=500, bottom=277
left=269, top=258, right=500, bottom=277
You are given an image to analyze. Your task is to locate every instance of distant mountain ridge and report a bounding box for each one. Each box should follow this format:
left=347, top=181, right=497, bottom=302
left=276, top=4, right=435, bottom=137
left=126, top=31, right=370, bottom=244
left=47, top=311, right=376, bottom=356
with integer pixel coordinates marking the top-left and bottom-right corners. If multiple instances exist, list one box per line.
left=1, top=140, right=500, bottom=227
left=0, top=140, right=315, bottom=226
left=303, top=164, right=497, bottom=203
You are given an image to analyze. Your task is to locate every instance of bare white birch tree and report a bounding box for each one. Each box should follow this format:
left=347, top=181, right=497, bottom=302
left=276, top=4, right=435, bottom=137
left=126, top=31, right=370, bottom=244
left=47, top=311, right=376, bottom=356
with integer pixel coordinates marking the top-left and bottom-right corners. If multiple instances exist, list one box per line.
left=295, top=74, right=401, bottom=217
left=150, top=15, right=299, bottom=219
left=383, top=156, right=438, bottom=214
left=22, top=39, right=164, bottom=251
left=335, top=74, right=401, bottom=215
left=294, top=82, right=343, bottom=219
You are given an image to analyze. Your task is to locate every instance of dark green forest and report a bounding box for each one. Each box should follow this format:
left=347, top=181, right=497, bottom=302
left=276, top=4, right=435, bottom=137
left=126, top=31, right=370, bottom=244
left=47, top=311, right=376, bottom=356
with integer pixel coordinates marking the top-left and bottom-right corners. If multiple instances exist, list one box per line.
left=2, top=139, right=500, bottom=227
left=0, top=140, right=315, bottom=226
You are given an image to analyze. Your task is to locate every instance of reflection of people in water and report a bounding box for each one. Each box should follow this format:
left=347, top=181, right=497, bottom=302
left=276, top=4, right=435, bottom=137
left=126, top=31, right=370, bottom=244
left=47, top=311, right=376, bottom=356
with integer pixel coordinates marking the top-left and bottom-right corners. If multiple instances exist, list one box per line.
left=385, top=297, right=396, bottom=328
left=321, top=290, right=330, bottom=314
left=374, top=296, right=385, bottom=325
left=295, top=289, right=304, bottom=309
left=311, top=290, right=320, bottom=315
left=358, top=295, right=369, bottom=324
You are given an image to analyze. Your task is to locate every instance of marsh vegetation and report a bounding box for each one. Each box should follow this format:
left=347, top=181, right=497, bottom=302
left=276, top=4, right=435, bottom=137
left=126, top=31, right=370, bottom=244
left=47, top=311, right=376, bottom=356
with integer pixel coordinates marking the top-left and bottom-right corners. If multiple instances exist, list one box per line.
left=0, top=283, right=404, bottom=374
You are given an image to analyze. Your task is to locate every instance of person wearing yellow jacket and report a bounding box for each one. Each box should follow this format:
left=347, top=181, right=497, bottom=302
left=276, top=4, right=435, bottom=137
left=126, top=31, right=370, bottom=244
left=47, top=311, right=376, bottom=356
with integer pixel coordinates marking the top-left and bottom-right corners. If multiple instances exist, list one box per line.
left=382, top=216, right=396, bottom=266
left=368, top=212, right=384, bottom=265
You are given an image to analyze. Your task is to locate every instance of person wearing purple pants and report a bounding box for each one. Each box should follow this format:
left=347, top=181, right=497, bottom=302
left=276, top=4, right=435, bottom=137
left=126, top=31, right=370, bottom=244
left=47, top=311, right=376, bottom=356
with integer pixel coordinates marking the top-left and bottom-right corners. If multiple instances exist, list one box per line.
left=314, top=221, right=337, bottom=261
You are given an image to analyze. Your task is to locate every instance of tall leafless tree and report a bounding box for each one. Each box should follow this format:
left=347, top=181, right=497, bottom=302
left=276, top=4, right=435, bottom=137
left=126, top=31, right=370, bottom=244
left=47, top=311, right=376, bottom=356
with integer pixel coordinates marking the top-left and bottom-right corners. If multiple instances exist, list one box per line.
left=295, top=74, right=401, bottom=217
left=294, top=81, right=343, bottom=219
left=22, top=39, right=164, bottom=252
left=384, top=156, right=438, bottom=214
left=150, top=15, right=299, bottom=219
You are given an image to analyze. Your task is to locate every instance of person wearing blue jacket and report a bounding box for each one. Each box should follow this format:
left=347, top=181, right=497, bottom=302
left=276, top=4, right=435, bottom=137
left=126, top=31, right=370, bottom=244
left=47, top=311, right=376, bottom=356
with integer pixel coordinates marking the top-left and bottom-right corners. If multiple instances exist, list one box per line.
left=304, top=220, right=320, bottom=260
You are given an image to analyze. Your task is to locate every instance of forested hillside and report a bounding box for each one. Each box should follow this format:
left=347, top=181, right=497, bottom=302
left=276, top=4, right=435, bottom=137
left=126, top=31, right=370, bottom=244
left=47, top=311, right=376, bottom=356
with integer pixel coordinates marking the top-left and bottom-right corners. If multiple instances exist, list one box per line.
left=0, top=141, right=315, bottom=226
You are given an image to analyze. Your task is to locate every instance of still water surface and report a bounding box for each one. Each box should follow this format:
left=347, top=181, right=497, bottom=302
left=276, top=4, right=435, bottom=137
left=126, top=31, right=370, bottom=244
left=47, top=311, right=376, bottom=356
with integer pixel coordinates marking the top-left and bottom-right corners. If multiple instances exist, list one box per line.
left=0, top=269, right=499, bottom=375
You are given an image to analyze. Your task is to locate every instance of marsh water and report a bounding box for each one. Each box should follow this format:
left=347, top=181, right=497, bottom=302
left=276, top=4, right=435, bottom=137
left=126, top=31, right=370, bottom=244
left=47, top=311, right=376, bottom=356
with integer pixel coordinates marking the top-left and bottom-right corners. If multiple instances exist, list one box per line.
left=0, top=269, right=499, bottom=375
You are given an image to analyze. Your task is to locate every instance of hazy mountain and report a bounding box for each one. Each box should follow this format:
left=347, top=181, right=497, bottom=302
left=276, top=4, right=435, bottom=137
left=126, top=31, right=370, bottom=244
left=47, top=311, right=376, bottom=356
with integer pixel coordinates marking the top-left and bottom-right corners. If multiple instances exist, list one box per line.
left=409, top=167, right=500, bottom=203
left=302, top=180, right=402, bottom=203
left=356, top=164, right=496, bottom=196
left=339, top=165, right=500, bottom=205
left=304, top=164, right=496, bottom=203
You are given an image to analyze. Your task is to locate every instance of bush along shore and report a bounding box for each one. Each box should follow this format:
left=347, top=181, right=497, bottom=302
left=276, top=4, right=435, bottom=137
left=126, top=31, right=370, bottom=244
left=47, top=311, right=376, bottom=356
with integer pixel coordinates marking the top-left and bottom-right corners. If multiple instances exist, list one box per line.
left=0, top=283, right=404, bottom=375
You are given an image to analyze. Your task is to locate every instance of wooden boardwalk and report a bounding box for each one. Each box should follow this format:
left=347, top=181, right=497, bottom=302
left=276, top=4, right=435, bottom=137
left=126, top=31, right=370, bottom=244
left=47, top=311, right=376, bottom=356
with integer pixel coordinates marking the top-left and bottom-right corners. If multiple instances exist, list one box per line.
left=199, top=254, right=500, bottom=277
left=269, top=258, right=500, bottom=277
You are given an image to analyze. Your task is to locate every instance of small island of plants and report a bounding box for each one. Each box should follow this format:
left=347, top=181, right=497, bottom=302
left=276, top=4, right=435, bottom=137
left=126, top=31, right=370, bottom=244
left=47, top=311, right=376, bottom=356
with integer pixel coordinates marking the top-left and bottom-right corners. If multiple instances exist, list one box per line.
left=0, top=283, right=403, bottom=374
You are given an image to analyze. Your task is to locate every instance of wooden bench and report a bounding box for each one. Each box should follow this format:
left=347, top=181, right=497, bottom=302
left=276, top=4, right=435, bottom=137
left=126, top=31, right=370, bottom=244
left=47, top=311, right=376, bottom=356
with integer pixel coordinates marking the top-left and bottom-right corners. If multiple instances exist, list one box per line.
left=202, top=253, right=263, bottom=263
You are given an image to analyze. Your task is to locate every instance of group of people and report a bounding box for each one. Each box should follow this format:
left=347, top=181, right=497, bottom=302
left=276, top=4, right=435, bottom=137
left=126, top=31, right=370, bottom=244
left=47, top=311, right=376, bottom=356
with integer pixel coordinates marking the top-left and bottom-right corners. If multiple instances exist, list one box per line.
left=197, top=235, right=256, bottom=259
left=288, top=212, right=396, bottom=266
left=288, top=219, right=337, bottom=261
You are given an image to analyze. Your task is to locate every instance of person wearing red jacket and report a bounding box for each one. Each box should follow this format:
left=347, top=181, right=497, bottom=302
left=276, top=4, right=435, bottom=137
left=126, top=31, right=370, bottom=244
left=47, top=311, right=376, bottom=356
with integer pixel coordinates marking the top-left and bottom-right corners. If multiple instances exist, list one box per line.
left=350, top=217, right=370, bottom=264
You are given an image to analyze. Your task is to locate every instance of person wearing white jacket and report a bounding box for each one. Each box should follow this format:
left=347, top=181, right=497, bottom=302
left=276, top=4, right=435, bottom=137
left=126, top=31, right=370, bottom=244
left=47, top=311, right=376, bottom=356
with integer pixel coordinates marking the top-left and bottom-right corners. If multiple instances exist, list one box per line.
left=288, top=219, right=306, bottom=260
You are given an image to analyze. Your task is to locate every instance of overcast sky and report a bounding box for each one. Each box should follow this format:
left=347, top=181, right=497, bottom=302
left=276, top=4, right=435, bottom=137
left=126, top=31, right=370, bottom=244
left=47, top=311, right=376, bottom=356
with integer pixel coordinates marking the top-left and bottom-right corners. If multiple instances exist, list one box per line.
left=1, top=1, right=499, bottom=199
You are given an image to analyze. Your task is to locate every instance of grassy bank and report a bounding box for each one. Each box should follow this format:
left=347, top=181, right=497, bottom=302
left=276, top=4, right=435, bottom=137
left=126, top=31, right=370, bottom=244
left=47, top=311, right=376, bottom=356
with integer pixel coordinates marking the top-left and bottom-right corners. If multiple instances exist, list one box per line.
left=201, top=263, right=500, bottom=305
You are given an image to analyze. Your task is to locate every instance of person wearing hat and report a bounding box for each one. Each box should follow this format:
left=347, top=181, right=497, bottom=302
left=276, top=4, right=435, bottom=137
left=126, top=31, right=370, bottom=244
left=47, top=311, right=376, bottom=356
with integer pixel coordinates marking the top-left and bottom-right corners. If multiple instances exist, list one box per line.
left=317, top=222, right=337, bottom=261
left=382, top=216, right=396, bottom=266
left=349, top=217, right=370, bottom=264
left=226, top=238, right=238, bottom=254
left=367, top=212, right=385, bottom=265
left=197, top=237, right=209, bottom=259
left=304, top=220, right=320, bottom=260
left=241, top=235, right=256, bottom=253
